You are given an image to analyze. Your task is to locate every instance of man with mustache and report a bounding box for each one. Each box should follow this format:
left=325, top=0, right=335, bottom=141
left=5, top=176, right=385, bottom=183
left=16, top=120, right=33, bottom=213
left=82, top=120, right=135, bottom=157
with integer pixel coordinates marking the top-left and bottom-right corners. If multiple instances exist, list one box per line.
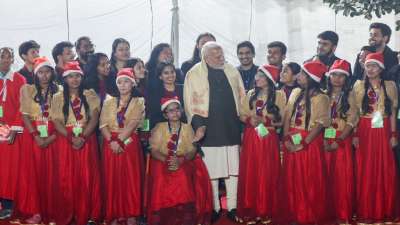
left=75, top=36, right=95, bottom=74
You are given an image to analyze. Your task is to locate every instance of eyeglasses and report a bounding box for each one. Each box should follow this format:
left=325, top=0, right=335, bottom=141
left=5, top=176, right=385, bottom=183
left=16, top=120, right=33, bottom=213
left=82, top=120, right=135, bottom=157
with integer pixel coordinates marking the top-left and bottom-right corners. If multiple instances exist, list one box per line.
left=166, top=108, right=181, bottom=114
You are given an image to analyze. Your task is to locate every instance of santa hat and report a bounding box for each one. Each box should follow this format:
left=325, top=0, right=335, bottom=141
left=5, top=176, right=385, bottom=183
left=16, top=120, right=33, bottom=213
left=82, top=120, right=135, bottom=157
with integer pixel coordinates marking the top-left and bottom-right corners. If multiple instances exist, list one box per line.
left=302, top=61, right=328, bottom=83
left=161, top=96, right=180, bottom=111
left=62, top=61, right=83, bottom=77
left=258, top=64, right=280, bottom=85
left=328, top=59, right=351, bottom=76
left=116, top=68, right=136, bottom=86
left=365, top=52, right=385, bottom=69
left=33, top=57, right=53, bottom=75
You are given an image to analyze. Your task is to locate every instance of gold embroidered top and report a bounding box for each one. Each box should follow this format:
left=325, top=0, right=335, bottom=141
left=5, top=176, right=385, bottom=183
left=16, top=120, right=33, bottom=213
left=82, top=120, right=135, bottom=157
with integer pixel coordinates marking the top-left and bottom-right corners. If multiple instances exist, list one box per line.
left=353, top=80, right=398, bottom=118
left=149, top=122, right=196, bottom=156
left=240, top=89, right=286, bottom=128
left=50, top=89, right=100, bottom=126
left=327, top=90, right=359, bottom=131
left=285, top=88, right=330, bottom=130
left=20, top=84, right=61, bottom=121
left=99, top=95, right=145, bottom=132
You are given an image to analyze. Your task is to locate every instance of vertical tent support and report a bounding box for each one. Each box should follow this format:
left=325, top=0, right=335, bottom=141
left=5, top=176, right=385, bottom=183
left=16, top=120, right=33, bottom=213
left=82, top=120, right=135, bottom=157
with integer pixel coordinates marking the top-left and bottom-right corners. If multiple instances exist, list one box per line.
left=171, top=0, right=180, bottom=67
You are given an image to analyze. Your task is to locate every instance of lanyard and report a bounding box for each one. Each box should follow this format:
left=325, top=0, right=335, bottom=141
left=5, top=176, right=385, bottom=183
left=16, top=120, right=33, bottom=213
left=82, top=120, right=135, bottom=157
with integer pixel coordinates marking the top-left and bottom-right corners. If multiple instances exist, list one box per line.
left=116, top=96, right=133, bottom=127
left=168, top=121, right=181, bottom=154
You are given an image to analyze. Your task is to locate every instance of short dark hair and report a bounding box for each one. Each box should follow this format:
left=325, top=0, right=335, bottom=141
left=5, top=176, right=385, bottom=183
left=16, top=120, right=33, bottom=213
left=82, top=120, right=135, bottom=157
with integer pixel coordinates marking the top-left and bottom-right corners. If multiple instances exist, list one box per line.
left=267, top=41, right=287, bottom=55
left=360, top=45, right=376, bottom=52
left=317, top=31, right=339, bottom=46
left=52, top=41, right=73, bottom=64
left=18, top=40, right=40, bottom=59
left=237, top=41, right=255, bottom=55
left=75, top=36, right=90, bottom=50
left=369, top=22, right=392, bottom=43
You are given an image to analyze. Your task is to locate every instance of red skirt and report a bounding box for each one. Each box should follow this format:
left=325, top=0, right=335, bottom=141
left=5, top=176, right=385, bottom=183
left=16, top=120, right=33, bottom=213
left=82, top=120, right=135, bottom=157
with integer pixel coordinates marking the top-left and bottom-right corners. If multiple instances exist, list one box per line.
left=14, top=121, right=60, bottom=222
left=324, top=131, right=354, bottom=223
left=355, top=117, right=400, bottom=223
left=192, top=155, right=213, bottom=225
left=102, top=132, right=144, bottom=222
left=54, top=127, right=102, bottom=225
left=0, top=132, right=21, bottom=201
left=147, top=158, right=196, bottom=225
left=237, top=127, right=280, bottom=223
left=280, top=128, right=331, bottom=225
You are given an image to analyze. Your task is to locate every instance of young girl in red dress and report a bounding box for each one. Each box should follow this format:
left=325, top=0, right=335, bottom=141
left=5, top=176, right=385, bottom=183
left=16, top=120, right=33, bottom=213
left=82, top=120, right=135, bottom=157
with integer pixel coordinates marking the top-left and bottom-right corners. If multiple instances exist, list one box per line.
left=237, top=64, right=286, bottom=224
left=100, top=68, right=145, bottom=225
left=353, top=52, right=399, bottom=224
left=50, top=61, right=101, bottom=225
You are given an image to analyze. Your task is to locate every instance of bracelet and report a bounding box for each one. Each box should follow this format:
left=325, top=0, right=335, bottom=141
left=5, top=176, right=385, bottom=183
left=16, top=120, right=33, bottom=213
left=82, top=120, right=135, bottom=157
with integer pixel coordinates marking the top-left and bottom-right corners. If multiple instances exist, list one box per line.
left=110, top=135, right=125, bottom=149
left=31, top=130, right=40, bottom=137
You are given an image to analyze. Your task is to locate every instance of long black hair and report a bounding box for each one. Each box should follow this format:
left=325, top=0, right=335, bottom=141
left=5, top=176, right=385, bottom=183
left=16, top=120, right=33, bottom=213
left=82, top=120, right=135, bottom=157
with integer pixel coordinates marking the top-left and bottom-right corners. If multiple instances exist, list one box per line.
left=145, top=43, right=171, bottom=90
left=110, top=38, right=130, bottom=70
left=189, top=33, right=216, bottom=64
left=126, top=57, right=147, bottom=96
left=33, top=67, right=59, bottom=104
left=83, top=52, right=115, bottom=95
left=361, top=76, right=392, bottom=115
left=291, top=74, right=323, bottom=129
left=249, top=76, right=281, bottom=122
left=62, top=74, right=90, bottom=124
left=326, top=74, right=351, bottom=119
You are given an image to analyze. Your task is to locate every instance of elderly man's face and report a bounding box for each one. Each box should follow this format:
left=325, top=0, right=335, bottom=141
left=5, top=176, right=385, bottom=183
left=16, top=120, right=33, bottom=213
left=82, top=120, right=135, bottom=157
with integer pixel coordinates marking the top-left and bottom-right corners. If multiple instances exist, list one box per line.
left=205, top=48, right=225, bottom=69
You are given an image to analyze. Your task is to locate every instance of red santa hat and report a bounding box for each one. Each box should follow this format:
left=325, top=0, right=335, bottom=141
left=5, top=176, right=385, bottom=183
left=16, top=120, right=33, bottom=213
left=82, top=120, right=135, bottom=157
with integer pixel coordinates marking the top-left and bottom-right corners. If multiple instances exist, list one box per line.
left=328, top=59, right=351, bottom=77
left=161, top=96, right=181, bottom=111
left=365, top=52, right=385, bottom=69
left=33, top=57, right=53, bottom=75
left=62, top=61, right=83, bottom=77
left=116, top=68, right=137, bottom=86
left=302, top=61, right=328, bottom=83
left=258, top=64, right=280, bottom=85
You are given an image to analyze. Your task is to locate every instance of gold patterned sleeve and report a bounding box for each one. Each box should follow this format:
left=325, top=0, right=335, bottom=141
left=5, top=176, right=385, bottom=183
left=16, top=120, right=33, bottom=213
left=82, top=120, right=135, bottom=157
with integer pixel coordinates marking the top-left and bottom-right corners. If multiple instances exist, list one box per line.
left=19, top=84, right=32, bottom=115
left=182, top=124, right=196, bottom=154
left=239, top=90, right=252, bottom=118
left=346, top=90, right=359, bottom=128
left=352, top=80, right=364, bottom=111
left=84, top=89, right=101, bottom=114
left=385, top=81, right=398, bottom=111
left=284, top=88, right=301, bottom=120
left=49, top=92, right=64, bottom=123
left=99, top=97, right=113, bottom=129
left=275, top=90, right=287, bottom=119
left=130, top=97, right=145, bottom=127
left=149, top=123, right=163, bottom=153
left=312, top=93, right=331, bottom=128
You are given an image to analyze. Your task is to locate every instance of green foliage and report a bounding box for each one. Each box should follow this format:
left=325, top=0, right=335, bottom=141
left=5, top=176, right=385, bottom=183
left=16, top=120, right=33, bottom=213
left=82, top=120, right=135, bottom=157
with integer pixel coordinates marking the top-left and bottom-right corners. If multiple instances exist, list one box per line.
left=323, top=0, right=400, bottom=30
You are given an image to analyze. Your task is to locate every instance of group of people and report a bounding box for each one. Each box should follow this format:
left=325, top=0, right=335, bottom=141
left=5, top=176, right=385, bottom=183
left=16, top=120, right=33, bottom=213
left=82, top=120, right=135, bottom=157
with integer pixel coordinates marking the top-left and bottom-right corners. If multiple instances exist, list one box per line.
left=0, top=21, right=400, bottom=225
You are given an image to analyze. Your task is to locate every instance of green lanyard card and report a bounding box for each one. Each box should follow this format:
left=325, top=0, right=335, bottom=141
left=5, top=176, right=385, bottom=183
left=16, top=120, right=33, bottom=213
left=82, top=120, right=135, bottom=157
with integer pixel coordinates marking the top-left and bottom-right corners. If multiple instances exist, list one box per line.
left=324, top=127, right=336, bottom=139
left=291, top=133, right=302, bottom=145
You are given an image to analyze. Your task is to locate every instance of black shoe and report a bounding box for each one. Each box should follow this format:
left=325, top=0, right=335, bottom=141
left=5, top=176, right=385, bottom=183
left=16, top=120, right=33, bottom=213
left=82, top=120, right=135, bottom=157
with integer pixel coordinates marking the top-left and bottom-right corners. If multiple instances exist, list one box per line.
left=0, top=209, right=12, bottom=220
left=227, top=209, right=237, bottom=222
left=211, top=210, right=222, bottom=224
left=87, top=220, right=97, bottom=225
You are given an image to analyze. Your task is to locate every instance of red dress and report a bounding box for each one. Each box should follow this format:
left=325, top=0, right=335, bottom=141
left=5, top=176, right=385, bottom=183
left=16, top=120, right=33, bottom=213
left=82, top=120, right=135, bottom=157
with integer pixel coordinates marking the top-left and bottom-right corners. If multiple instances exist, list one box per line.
left=50, top=90, right=101, bottom=225
left=0, top=71, right=25, bottom=201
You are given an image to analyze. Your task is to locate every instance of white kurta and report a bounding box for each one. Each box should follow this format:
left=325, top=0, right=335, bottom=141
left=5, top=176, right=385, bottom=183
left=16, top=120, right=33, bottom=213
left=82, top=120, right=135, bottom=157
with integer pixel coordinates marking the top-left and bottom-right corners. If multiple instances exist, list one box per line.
left=201, top=145, right=240, bottom=179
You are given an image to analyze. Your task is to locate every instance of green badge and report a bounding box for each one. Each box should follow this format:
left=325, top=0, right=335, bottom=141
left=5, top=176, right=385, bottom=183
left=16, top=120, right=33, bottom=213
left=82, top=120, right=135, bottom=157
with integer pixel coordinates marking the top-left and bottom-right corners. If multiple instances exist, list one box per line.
left=291, top=133, right=302, bottom=145
left=397, top=108, right=400, bottom=120
left=256, top=123, right=269, bottom=138
left=124, top=137, right=132, bottom=145
left=371, top=111, right=384, bottom=128
left=142, top=119, right=150, bottom=132
left=72, top=126, right=83, bottom=137
left=0, top=106, right=3, bottom=118
left=37, top=125, right=48, bottom=138
left=324, top=127, right=336, bottom=139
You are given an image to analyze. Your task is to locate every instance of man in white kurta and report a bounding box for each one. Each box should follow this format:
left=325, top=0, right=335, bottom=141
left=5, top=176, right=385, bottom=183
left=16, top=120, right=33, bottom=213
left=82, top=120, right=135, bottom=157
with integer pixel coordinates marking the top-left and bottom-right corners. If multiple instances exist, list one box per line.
left=184, top=42, right=245, bottom=222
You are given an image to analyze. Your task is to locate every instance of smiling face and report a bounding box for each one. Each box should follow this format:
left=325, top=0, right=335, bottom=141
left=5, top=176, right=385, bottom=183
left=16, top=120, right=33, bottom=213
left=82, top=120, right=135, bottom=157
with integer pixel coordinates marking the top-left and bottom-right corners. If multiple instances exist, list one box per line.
left=365, top=62, right=382, bottom=79
left=280, top=64, right=296, bottom=84
left=205, top=47, right=225, bottom=69
left=114, top=42, right=130, bottom=62
left=329, top=72, right=346, bottom=88
left=369, top=28, right=387, bottom=48
left=64, top=72, right=82, bottom=89
left=0, top=49, right=14, bottom=73
left=254, top=71, right=269, bottom=89
left=133, top=61, right=146, bottom=79
left=164, top=102, right=182, bottom=121
left=97, top=56, right=110, bottom=77
left=267, top=47, right=285, bottom=66
left=117, top=77, right=134, bottom=96
left=159, top=65, right=176, bottom=85
left=296, top=70, right=309, bottom=88
left=237, top=46, right=254, bottom=67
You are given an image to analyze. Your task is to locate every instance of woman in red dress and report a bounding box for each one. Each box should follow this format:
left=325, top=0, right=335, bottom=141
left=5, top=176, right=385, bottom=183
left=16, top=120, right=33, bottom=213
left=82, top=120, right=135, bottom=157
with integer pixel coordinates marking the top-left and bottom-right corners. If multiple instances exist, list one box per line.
left=50, top=61, right=101, bottom=225
left=324, top=59, right=357, bottom=224
left=100, top=68, right=145, bottom=225
left=147, top=97, right=211, bottom=225
left=353, top=52, right=399, bottom=224
left=237, top=64, right=286, bottom=224
left=281, top=61, right=331, bottom=224
left=15, top=57, right=60, bottom=224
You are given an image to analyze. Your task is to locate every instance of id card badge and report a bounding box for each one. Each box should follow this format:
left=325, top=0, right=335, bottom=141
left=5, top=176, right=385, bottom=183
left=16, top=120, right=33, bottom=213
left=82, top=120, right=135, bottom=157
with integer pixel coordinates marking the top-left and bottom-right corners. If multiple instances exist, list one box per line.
left=124, top=137, right=133, bottom=146
left=72, top=122, right=83, bottom=137
left=291, top=133, right=302, bottom=145
left=142, top=119, right=150, bottom=132
left=324, top=127, right=337, bottom=139
left=0, top=106, right=3, bottom=118
left=371, top=111, right=384, bottom=128
left=255, top=123, right=269, bottom=138
left=37, top=119, right=49, bottom=138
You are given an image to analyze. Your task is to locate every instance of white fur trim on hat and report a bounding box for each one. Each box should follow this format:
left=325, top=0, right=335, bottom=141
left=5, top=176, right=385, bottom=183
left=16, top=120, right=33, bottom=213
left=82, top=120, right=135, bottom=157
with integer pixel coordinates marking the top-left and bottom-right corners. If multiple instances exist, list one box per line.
left=161, top=99, right=180, bottom=111
left=302, top=65, right=322, bottom=83
left=259, top=66, right=276, bottom=85
left=365, top=59, right=385, bottom=69
left=62, top=70, right=83, bottom=77
left=115, top=75, right=137, bottom=86
left=34, top=61, right=52, bottom=75
left=328, top=69, right=350, bottom=77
